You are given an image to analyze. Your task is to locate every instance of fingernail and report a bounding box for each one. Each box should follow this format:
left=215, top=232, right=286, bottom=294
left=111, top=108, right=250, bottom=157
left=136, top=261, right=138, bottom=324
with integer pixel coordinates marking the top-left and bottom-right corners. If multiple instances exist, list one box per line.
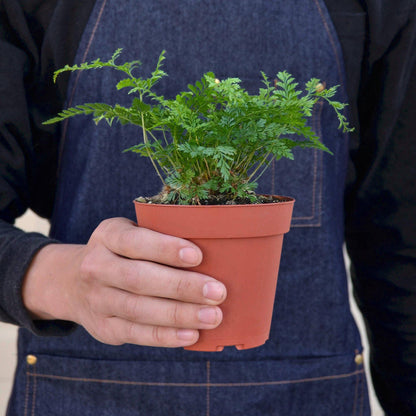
left=203, top=282, right=226, bottom=302
left=177, top=329, right=198, bottom=341
left=198, top=307, right=220, bottom=325
left=179, top=247, right=200, bottom=265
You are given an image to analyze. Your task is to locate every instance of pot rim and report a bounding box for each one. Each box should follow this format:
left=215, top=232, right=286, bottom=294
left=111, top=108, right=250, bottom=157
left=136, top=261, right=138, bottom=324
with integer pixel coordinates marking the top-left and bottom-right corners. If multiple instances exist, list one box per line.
left=133, top=195, right=295, bottom=208
left=134, top=195, right=295, bottom=238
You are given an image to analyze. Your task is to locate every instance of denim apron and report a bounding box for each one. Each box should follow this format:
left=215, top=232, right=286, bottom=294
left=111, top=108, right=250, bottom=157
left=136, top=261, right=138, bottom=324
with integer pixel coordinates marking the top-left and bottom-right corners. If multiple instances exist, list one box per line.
left=8, top=1, right=371, bottom=414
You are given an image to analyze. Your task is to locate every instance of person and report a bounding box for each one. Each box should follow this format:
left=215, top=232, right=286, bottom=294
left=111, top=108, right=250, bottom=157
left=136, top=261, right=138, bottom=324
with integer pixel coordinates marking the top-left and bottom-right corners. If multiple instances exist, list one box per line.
left=0, top=0, right=415, bottom=414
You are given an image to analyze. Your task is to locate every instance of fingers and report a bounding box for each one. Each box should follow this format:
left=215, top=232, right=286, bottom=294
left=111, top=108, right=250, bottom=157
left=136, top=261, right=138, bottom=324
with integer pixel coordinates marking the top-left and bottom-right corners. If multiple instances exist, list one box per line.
left=91, top=217, right=203, bottom=268
left=102, top=318, right=200, bottom=348
left=84, top=217, right=226, bottom=305
left=96, top=288, right=223, bottom=330
left=90, top=255, right=226, bottom=306
left=82, top=281, right=223, bottom=348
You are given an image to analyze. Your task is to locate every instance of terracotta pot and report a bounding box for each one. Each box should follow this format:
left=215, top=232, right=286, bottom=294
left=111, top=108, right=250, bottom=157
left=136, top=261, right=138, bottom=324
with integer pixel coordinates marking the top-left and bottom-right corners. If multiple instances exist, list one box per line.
left=134, top=196, right=295, bottom=351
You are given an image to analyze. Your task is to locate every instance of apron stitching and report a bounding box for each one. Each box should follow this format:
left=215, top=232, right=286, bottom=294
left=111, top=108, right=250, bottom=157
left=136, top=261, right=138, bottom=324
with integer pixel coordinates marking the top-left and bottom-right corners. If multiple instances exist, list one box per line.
left=25, top=368, right=364, bottom=387
left=316, top=104, right=324, bottom=224
left=206, top=361, right=211, bottom=416
left=359, top=370, right=365, bottom=416
left=312, top=0, right=344, bottom=96
left=357, top=370, right=363, bottom=416
left=291, top=223, right=322, bottom=228
left=268, top=99, right=321, bottom=223
left=58, top=0, right=108, bottom=180
left=313, top=0, right=349, bottom=148
left=203, top=369, right=365, bottom=387
left=31, top=373, right=37, bottom=416
left=24, top=366, right=30, bottom=416
left=352, top=369, right=359, bottom=415
left=291, top=148, right=318, bottom=221
left=292, top=100, right=324, bottom=225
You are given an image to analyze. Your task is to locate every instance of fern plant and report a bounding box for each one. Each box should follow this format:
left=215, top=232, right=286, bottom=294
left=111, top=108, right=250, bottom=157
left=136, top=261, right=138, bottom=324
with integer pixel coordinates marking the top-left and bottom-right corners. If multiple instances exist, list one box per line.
left=45, top=49, right=352, bottom=205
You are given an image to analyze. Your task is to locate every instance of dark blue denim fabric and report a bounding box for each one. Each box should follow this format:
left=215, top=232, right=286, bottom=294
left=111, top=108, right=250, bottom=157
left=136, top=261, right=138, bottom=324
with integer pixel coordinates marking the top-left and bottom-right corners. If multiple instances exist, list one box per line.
left=8, top=0, right=371, bottom=414
left=14, top=352, right=367, bottom=416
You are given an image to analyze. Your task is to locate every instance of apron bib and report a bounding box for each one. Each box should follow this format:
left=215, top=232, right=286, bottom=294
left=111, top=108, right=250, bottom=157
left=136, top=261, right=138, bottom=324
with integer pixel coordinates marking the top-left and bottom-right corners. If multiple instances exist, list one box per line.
left=9, top=1, right=370, bottom=414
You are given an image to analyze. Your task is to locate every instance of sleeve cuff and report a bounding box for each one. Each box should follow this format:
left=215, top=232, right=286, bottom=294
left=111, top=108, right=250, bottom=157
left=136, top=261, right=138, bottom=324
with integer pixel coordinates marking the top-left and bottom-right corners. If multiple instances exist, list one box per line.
left=0, top=226, right=77, bottom=336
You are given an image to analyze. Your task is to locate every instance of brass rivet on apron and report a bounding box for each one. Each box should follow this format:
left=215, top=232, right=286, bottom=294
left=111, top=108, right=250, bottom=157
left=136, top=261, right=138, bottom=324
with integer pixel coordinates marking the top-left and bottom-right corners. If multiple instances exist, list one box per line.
left=354, top=353, right=364, bottom=366
left=26, top=354, right=37, bottom=365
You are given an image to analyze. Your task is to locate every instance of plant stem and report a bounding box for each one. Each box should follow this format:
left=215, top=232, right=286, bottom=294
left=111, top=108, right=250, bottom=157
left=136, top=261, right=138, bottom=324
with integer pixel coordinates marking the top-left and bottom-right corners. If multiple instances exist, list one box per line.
left=247, top=151, right=273, bottom=182
left=140, top=100, right=166, bottom=186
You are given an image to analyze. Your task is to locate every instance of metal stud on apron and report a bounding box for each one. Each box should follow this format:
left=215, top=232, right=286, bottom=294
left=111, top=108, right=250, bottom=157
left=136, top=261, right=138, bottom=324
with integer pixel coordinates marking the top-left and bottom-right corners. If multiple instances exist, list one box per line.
left=8, top=1, right=371, bottom=414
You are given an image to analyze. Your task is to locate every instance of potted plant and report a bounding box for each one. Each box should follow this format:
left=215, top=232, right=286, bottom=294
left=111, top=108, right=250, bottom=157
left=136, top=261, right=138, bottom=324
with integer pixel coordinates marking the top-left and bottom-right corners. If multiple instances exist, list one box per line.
left=45, top=50, right=351, bottom=351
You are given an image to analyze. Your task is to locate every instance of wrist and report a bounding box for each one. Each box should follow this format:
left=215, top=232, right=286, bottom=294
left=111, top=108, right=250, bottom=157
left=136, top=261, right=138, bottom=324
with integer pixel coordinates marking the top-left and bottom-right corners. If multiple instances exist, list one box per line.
left=22, top=243, right=84, bottom=322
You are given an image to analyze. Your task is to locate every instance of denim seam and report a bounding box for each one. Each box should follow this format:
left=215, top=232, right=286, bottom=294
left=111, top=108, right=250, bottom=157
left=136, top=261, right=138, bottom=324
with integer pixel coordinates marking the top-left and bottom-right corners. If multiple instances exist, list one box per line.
left=359, top=369, right=364, bottom=416
left=26, top=368, right=364, bottom=387
left=58, top=0, right=108, bottom=178
left=313, top=0, right=344, bottom=90
left=312, top=0, right=350, bottom=150
left=353, top=363, right=366, bottom=416
left=206, top=361, right=211, bottom=416
left=31, top=371, right=37, bottom=416
left=24, top=365, right=30, bottom=416
left=293, top=116, right=319, bottom=221
left=291, top=100, right=324, bottom=227
left=24, top=362, right=37, bottom=416
left=352, top=367, right=358, bottom=415
left=314, top=100, right=324, bottom=225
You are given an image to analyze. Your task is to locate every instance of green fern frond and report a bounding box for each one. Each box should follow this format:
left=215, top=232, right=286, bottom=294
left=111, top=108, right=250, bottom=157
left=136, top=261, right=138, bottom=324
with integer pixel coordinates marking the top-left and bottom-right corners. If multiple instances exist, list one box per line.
left=45, top=49, right=353, bottom=204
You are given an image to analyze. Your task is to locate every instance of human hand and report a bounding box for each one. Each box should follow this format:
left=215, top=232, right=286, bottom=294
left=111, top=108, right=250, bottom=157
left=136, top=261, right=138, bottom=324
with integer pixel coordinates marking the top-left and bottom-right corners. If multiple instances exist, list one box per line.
left=23, top=217, right=226, bottom=348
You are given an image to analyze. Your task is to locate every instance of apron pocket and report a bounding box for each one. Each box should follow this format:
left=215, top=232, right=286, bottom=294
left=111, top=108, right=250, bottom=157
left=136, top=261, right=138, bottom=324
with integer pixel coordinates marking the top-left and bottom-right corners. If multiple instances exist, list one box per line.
left=9, top=352, right=369, bottom=415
